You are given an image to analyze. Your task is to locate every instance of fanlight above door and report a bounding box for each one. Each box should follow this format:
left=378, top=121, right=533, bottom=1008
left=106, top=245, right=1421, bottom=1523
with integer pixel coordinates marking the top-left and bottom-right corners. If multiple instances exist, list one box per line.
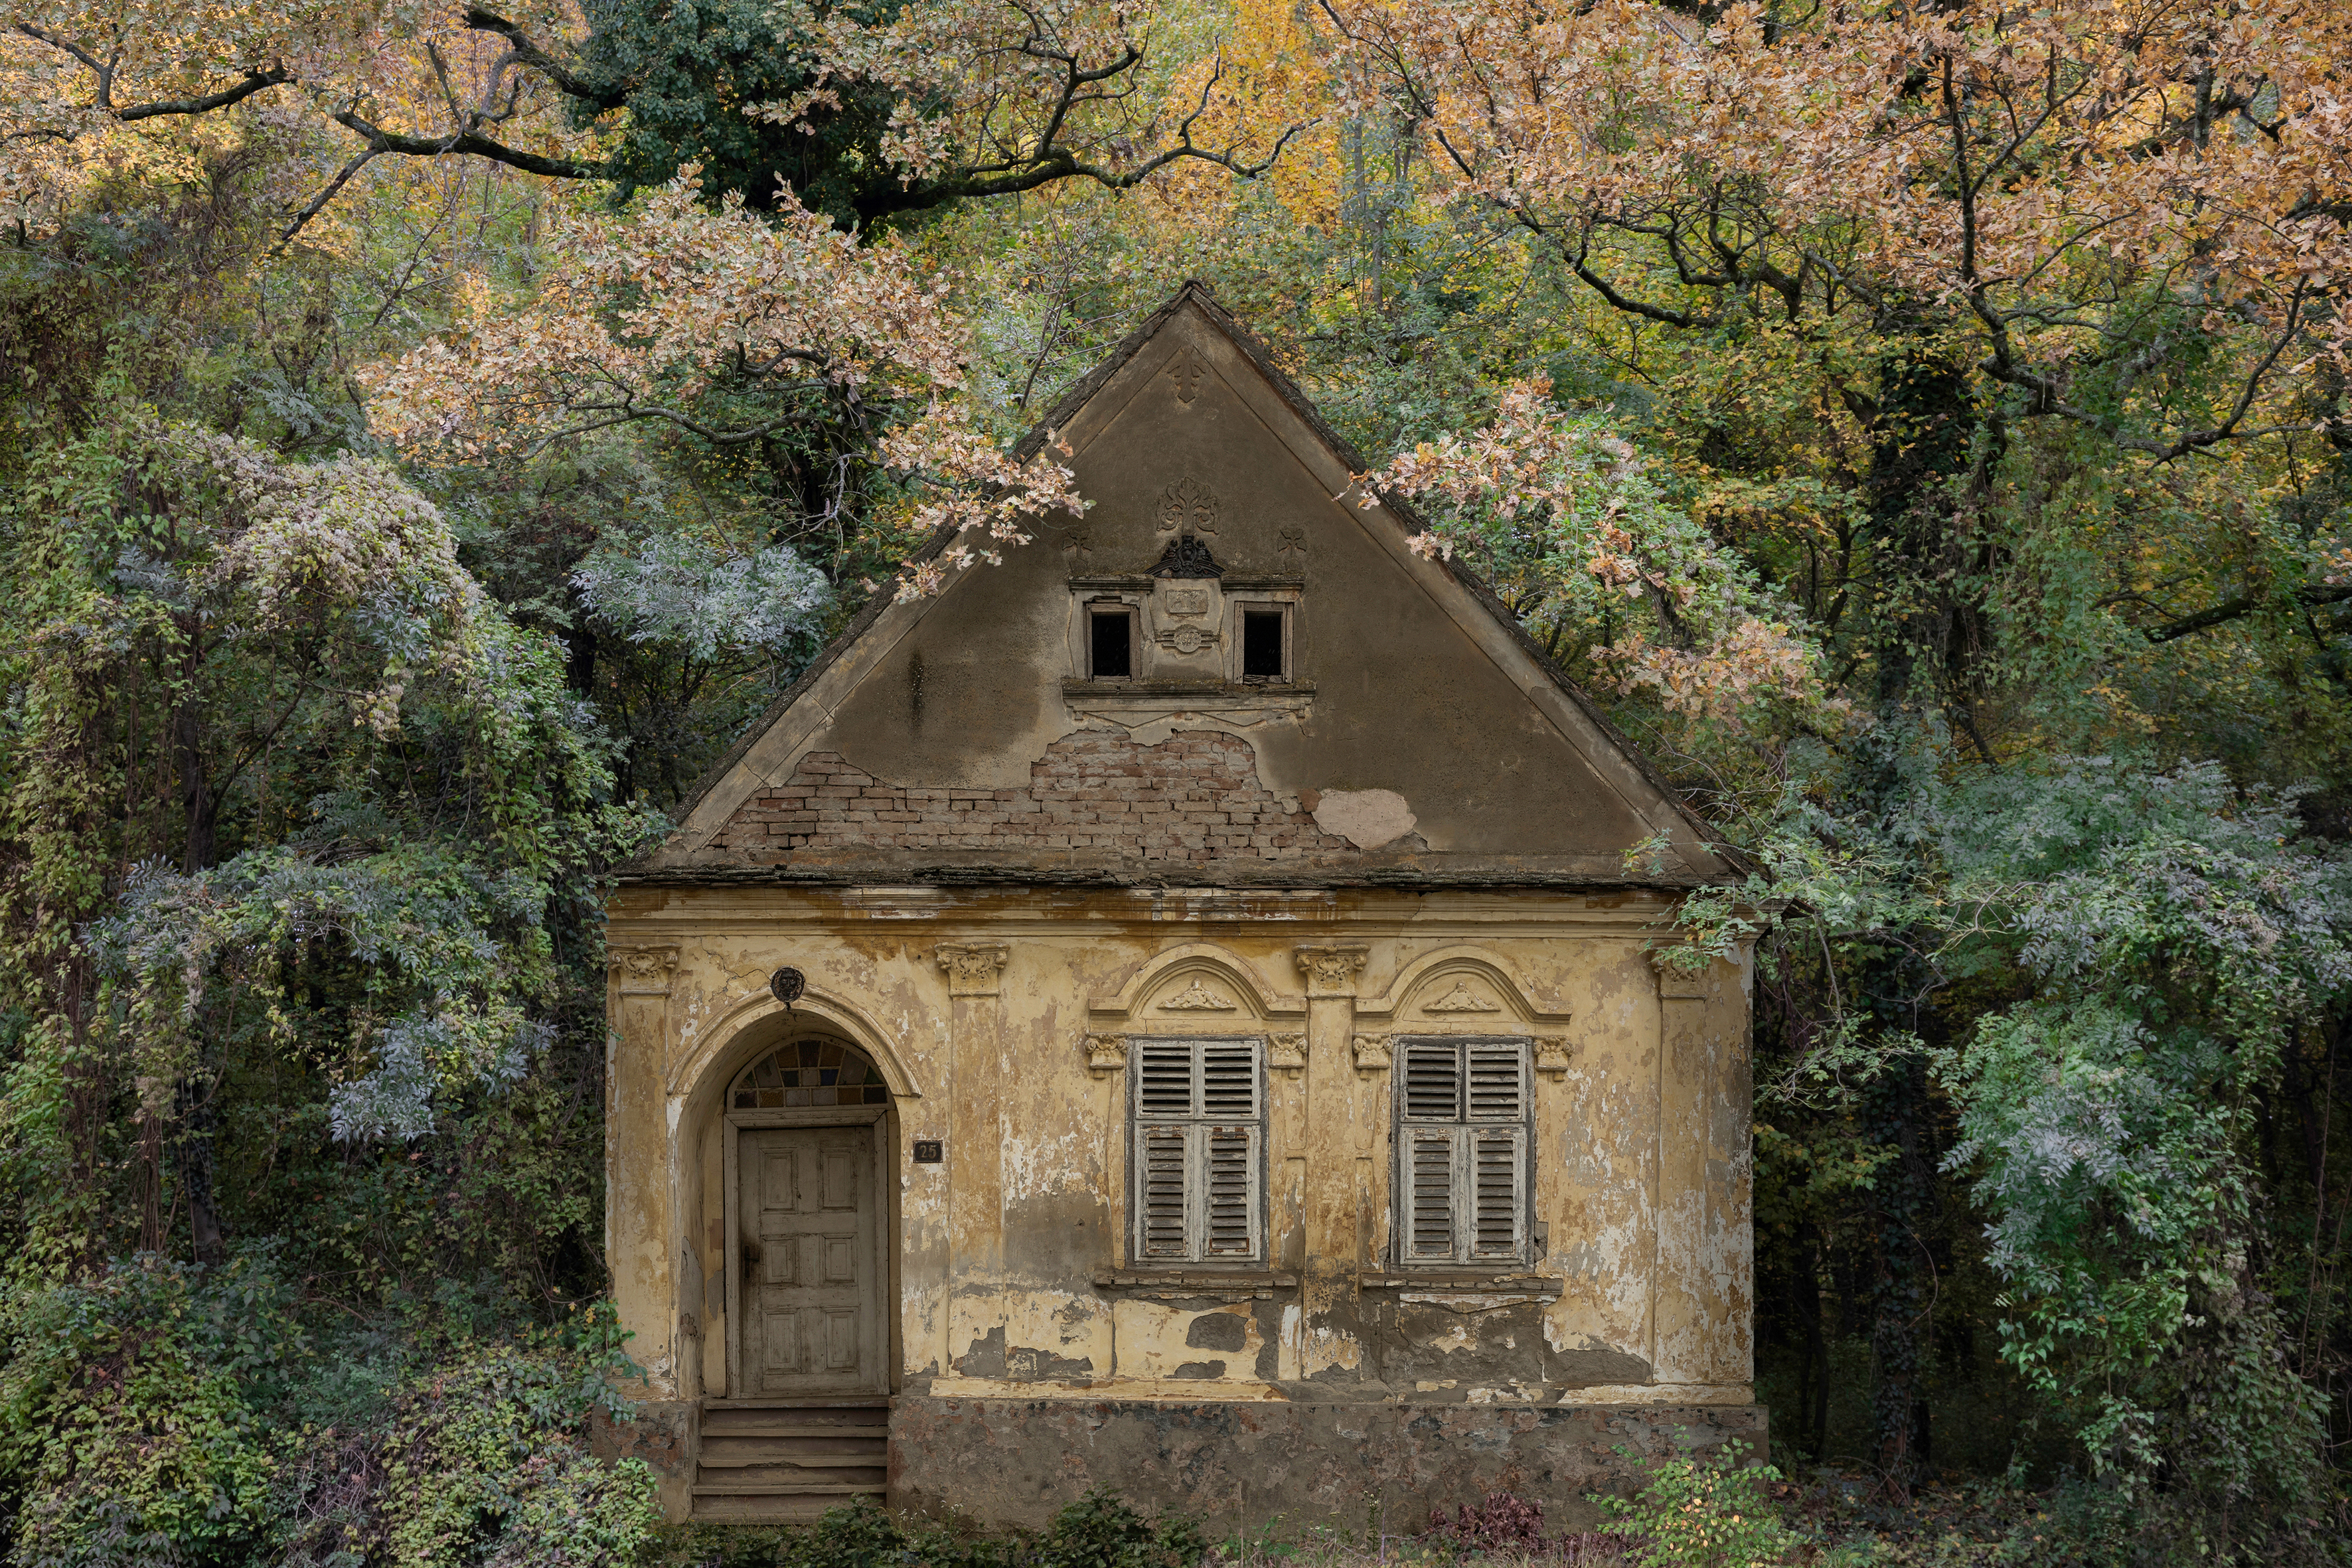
left=731, top=1038, right=891, bottom=1109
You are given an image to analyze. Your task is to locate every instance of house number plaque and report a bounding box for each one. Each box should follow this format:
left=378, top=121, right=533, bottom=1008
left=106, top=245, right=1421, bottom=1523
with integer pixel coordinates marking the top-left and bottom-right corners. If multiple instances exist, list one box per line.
left=912, top=1140, right=944, bottom=1164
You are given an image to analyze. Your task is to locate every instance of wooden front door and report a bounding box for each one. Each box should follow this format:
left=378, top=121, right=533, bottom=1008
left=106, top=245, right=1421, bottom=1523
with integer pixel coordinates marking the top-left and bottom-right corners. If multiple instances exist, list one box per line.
left=736, top=1123, right=886, bottom=1395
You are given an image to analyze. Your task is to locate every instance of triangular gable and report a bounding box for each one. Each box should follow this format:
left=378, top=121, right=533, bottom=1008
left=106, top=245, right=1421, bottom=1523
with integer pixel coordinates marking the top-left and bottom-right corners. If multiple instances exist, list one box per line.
left=627, top=283, right=1743, bottom=889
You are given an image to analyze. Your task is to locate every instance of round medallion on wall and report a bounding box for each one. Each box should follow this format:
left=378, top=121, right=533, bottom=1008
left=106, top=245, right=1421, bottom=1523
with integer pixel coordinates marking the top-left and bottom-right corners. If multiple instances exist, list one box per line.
left=769, top=967, right=805, bottom=1005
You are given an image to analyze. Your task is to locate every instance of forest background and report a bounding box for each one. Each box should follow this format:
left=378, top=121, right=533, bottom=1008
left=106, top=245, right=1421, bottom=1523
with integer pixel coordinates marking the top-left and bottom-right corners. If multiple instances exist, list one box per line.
left=0, top=0, right=2347, bottom=1563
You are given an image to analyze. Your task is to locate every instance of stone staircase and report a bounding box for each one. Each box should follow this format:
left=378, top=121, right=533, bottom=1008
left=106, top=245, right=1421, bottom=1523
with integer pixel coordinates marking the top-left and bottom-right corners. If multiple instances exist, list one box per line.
left=691, top=1399, right=890, bottom=1522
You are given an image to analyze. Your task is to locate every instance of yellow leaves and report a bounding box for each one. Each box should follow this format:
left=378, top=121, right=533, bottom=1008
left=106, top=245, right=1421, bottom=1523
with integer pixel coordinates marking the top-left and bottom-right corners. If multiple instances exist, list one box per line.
left=1597, top=619, right=1834, bottom=723
left=362, top=168, right=1081, bottom=598
left=362, top=174, right=966, bottom=455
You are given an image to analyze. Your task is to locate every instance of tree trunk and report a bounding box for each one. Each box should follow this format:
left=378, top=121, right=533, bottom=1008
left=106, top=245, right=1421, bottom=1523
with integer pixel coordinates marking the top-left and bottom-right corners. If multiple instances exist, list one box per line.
left=173, top=629, right=215, bottom=872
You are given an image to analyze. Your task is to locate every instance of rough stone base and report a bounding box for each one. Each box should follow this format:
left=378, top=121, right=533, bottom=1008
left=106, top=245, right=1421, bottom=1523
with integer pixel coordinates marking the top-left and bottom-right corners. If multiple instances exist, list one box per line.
left=887, top=1398, right=1768, bottom=1535
left=590, top=1399, right=694, bottom=1522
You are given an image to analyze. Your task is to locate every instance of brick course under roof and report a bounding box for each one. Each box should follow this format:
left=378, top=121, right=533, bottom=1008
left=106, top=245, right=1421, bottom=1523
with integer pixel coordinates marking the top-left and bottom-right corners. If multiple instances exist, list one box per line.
left=708, top=732, right=1358, bottom=863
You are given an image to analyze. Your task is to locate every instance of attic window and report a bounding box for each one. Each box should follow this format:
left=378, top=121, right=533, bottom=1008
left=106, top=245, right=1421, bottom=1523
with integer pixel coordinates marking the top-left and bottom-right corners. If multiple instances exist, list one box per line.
left=1241, top=608, right=1287, bottom=680
left=1395, top=1037, right=1531, bottom=1265
left=1089, top=604, right=1135, bottom=679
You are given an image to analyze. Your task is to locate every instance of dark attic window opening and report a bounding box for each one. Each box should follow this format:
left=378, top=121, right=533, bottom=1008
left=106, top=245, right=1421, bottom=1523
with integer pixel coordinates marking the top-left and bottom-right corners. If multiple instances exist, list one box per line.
left=1242, top=609, right=1286, bottom=680
left=1091, top=607, right=1134, bottom=679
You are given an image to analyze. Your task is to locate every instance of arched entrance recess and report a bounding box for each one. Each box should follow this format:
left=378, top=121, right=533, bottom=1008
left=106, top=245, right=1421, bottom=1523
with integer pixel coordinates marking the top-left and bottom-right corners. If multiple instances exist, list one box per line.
left=722, top=1034, right=894, bottom=1398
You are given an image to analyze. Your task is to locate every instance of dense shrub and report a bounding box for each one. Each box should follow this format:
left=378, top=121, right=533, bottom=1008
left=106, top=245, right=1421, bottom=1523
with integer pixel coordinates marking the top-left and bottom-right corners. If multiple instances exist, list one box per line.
left=0, top=1248, right=657, bottom=1567
left=665, top=1491, right=1207, bottom=1568
left=1595, top=1443, right=1796, bottom=1568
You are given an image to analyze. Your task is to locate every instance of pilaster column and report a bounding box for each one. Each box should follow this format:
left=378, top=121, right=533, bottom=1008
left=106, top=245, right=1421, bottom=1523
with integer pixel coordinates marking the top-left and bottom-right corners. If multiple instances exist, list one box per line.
left=1651, top=948, right=1727, bottom=1385
left=1294, top=945, right=1368, bottom=1381
left=937, top=943, right=1009, bottom=1379
left=608, top=945, right=680, bottom=1398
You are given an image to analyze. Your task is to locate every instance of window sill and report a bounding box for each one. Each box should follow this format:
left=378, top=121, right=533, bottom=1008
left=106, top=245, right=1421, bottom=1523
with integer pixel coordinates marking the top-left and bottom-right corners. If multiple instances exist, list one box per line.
left=1361, top=1272, right=1561, bottom=1298
left=1094, top=1268, right=1298, bottom=1299
left=1062, top=680, right=1314, bottom=700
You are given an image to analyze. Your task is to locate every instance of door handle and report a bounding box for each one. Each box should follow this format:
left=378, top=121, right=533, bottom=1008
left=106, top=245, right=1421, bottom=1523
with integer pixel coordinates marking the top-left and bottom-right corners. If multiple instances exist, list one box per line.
left=741, top=1241, right=761, bottom=1281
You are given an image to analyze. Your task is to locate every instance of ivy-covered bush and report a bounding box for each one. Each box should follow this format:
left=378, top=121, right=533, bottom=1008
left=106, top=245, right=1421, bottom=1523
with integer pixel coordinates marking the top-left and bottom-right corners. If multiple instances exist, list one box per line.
left=0, top=1249, right=293, bottom=1562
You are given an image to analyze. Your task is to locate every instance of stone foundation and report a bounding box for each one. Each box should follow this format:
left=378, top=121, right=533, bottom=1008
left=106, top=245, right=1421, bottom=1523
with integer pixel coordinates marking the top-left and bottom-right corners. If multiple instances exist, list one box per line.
left=886, top=1397, right=1768, bottom=1534
left=589, top=1398, right=694, bottom=1520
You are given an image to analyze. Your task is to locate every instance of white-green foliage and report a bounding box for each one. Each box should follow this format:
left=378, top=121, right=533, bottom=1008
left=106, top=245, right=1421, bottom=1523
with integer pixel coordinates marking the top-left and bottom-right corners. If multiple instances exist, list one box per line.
left=90, top=848, right=556, bottom=1142
left=31, top=413, right=661, bottom=1148
left=574, top=533, right=832, bottom=661
left=1664, top=743, right=2349, bottom=1555
left=1932, top=761, right=2347, bottom=1548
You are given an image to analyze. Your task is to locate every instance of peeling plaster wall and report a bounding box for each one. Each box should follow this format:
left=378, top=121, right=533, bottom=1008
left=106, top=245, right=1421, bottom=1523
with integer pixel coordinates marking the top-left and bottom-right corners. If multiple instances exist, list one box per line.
left=604, top=887, right=1755, bottom=1433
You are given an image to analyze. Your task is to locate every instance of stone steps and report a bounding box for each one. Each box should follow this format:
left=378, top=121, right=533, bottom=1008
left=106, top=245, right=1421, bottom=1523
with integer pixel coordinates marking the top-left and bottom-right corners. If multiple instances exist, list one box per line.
left=691, top=1399, right=888, bottom=1523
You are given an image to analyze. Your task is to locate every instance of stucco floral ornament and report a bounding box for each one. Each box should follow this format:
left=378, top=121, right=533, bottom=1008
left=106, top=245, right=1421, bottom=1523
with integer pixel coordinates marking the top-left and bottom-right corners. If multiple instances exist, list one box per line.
left=610, top=947, right=681, bottom=997
left=1156, top=477, right=1220, bottom=535
left=1269, top=1033, right=1308, bottom=1077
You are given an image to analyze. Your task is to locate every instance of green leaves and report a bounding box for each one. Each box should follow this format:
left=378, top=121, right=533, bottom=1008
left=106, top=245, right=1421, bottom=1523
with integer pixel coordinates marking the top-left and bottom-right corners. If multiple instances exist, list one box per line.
left=1595, top=1441, right=1798, bottom=1568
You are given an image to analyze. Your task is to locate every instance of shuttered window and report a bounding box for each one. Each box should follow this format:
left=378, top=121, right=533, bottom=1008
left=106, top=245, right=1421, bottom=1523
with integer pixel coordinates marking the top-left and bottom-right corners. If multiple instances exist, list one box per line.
left=1131, top=1038, right=1263, bottom=1264
left=1395, top=1038, right=1530, bottom=1265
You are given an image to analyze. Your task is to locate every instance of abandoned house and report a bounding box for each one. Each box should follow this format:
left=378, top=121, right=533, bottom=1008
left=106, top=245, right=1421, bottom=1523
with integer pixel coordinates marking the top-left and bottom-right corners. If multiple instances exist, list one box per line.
left=601, top=284, right=1763, bottom=1529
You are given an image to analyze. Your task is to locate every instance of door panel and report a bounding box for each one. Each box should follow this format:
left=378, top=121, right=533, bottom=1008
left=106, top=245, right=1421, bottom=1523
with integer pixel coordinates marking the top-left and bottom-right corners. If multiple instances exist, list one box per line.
left=739, top=1124, right=884, bottom=1395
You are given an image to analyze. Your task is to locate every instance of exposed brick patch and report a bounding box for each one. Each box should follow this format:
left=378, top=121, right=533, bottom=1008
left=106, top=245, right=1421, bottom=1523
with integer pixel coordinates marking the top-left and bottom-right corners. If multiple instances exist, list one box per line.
left=710, top=732, right=1357, bottom=862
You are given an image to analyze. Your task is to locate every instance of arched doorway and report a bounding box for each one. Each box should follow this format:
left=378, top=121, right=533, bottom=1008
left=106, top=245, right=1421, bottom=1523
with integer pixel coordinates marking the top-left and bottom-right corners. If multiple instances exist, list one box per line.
left=723, top=1036, right=894, bottom=1397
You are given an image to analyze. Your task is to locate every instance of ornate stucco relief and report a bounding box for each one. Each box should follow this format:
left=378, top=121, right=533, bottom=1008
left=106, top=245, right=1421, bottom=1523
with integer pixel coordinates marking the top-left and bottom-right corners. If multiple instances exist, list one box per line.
left=611, top=945, right=680, bottom=996
left=937, top=943, right=1010, bottom=997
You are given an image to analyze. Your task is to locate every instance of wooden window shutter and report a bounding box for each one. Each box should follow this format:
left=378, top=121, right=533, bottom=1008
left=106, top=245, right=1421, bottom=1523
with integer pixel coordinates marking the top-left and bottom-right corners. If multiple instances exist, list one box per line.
left=1469, top=1128, right=1526, bottom=1259
left=1131, top=1038, right=1263, bottom=1263
left=1138, top=1127, right=1190, bottom=1259
left=1403, top=1129, right=1459, bottom=1260
left=1466, top=1042, right=1526, bottom=1121
left=1402, top=1041, right=1461, bottom=1120
left=1394, top=1037, right=1532, bottom=1265
left=1202, top=1129, right=1257, bottom=1257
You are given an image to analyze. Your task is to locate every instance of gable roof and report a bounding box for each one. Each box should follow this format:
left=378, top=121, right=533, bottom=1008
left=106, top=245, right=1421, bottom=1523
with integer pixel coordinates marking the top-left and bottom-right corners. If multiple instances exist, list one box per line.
left=621, top=282, right=1749, bottom=891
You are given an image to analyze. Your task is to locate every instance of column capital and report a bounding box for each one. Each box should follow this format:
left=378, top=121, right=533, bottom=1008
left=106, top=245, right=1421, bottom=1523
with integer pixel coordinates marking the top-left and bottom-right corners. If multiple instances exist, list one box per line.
left=1652, top=948, right=1710, bottom=1000
left=1293, top=944, right=1369, bottom=998
left=609, top=944, right=680, bottom=996
left=1082, top=1032, right=1129, bottom=1077
left=937, top=943, right=1010, bottom=998
left=1350, top=1032, right=1392, bottom=1074
left=1268, top=1032, right=1308, bottom=1079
